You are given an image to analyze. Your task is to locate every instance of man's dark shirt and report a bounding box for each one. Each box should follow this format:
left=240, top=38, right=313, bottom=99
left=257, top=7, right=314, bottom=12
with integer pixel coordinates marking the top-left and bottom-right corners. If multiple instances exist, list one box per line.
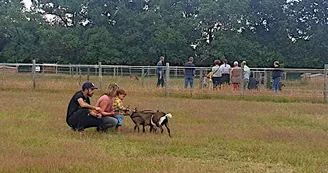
left=66, top=91, right=90, bottom=120
left=272, top=67, right=283, bottom=79
left=184, top=62, right=195, bottom=78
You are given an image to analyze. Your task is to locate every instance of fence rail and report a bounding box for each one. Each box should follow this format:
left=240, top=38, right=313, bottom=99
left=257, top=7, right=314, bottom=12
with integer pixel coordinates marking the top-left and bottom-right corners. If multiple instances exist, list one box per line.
left=0, top=62, right=325, bottom=75
left=1, top=61, right=327, bottom=102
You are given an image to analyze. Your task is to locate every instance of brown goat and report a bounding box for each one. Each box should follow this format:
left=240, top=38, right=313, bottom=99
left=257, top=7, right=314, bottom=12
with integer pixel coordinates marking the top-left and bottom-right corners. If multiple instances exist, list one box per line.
left=129, top=109, right=172, bottom=137
left=149, top=111, right=172, bottom=137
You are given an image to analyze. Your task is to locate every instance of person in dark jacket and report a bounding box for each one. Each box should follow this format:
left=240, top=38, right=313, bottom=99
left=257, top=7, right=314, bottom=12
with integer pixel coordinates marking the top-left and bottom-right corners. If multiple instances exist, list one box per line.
left=184, top=57, right=196, bottom=88
left=272, top=61, right=283, bottom=92
left=248, top=73, right=259, bottom=90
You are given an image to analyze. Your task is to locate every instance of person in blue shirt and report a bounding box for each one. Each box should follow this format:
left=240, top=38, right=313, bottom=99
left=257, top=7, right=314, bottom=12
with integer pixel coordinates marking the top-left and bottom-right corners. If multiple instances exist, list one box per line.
left=184, top=57, right=196, bottom=88
left=156, top=56, right=165, bottom=87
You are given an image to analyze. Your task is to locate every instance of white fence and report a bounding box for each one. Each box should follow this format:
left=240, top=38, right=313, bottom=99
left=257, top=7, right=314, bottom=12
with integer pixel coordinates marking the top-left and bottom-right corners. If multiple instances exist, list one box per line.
left=0, top=61, right=327, bottom=101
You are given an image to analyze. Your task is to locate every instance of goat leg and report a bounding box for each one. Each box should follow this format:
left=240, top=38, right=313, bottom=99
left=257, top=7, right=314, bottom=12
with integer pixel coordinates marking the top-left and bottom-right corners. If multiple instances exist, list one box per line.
left=134, top=124, right=139, bottom=132
left=149, top=125, right=153, bottom=133
left=165, top=123, right=171, bottom=137
left=142, top=125, right=145, bottom=133
left=153, top=126, right=157, bottom=133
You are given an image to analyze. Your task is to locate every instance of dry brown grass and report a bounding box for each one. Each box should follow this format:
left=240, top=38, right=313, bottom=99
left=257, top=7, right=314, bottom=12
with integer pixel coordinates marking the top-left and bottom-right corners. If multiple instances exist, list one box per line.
left=1, top=73, right=328, bottom=172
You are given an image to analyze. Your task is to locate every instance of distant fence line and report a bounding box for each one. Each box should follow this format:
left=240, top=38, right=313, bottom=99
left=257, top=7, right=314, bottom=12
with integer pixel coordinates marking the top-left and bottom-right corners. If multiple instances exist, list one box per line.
left=1, top=62, right=327, bottom=101
left=0, top=62, right=325, bottom=76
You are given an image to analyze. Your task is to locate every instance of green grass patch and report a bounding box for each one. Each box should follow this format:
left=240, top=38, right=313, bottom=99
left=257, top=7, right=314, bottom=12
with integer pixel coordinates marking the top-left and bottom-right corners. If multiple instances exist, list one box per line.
left=161, top=91, right=324, bottom=104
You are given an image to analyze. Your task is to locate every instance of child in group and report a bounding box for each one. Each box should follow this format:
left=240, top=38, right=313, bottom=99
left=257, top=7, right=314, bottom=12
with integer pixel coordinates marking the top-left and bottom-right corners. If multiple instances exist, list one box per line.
left=113, top=88, right=128, bottom=132
left=205, top=71, right=213, bottom=89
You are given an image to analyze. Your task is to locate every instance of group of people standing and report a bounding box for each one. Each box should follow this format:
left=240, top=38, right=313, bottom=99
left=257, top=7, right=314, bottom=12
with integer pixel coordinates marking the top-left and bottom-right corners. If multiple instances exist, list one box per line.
left=206, top=59, right=251, bottom=90
left=156, top=56, right=282, bottom=91
left=66, top=82, right=129, bottom=133
left=180, top=57, right=282, bottom=92
left=177, top=57, right=252, bottom=90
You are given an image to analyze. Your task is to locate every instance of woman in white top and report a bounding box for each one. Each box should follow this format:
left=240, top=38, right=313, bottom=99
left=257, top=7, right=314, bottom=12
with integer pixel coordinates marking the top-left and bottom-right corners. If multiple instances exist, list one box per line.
left=220, top=59, right=231, bottom=85
left=211, top=60, right=222, bottom=90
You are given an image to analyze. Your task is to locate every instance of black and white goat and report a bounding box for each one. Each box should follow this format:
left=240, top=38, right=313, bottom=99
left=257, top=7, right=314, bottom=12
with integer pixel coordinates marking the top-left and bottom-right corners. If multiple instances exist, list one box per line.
left=129, top=109, right=173, bottom=137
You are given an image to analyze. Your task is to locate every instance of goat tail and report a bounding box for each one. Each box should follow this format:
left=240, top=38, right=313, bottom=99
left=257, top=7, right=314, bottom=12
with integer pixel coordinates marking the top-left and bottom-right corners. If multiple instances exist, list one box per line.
left=158, top=113, right=173, bottom=125
left=166, top=113, right=173, bottom=119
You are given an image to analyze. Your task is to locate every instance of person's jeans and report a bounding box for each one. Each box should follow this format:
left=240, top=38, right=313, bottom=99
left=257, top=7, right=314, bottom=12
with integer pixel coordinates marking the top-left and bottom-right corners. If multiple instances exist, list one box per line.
left=114, top=114, right=124, bottom=126
left=272, top=77, right=281, bottom=92
left=157, top=73, right=165, bottom=87
left=184, top=77, right=194, bottom=88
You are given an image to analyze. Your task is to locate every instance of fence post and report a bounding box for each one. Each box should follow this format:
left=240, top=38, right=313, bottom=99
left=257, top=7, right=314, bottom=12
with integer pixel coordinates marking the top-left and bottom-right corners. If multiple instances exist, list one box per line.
left=165, top=63, right=170, bottom=96
left=141, top=66, right=145, bottom=88
left=76, top=65, right=78, bottom=76
left=113, top=67, right=116, bottom=77
left=99, top=62, right=102, bottom=90
left=199, top=67, right=204, bottom=89
left=240, top=63, right=245, bottom=95
left=264, top=70, right=271, bottom=90
left=87, top=66, right=90, bottom=81
left=78, top=64, right=82, bottom=85
left=55, top=64, right=58, bottom=74
left=175, top=66, right=178, bottom=78
left=69, top=63, right=72, bottom=75
left=283, top=72, right=287, bottom=80
left=324, top=64, right=328, bottom=104
left=148, top=66, right=150, bottom=77
left=32, top=60, right=36, bottom=89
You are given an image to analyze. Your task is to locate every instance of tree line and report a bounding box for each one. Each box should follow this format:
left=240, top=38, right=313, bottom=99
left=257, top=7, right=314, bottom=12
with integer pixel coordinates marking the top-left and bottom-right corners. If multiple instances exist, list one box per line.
left=0, top=0, right=327, bottom=68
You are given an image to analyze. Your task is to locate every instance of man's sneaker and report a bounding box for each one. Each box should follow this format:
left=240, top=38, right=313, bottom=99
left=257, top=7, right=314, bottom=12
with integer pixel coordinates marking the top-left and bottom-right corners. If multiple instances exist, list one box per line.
left=96, top=127, right=108, bottom=133
left=77, top=129, right=86, bottom=135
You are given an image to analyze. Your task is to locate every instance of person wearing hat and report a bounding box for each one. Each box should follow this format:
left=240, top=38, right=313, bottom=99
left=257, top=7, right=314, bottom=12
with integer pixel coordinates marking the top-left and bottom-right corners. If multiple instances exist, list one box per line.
left=184, top=56, right=196, bottom=88
left=66, top=82, right=116, bottom=133
left=241, top=61, right=251, bottom=91
left=272, top=61, right=282, bottom=92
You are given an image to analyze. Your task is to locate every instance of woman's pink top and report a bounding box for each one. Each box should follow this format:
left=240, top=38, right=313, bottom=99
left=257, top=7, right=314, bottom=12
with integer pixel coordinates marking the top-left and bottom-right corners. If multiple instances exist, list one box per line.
left=95, top=95, right=114, bottom=113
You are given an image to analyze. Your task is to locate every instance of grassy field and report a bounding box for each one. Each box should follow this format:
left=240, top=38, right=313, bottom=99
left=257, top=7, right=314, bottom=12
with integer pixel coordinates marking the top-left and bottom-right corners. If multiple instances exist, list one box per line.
left=1, top=74, right=328, bottom=173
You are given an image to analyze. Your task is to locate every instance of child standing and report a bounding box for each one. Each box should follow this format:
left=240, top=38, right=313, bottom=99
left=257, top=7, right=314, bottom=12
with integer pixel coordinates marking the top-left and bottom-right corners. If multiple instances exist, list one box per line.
left=113, top=89, right=128, bottom=132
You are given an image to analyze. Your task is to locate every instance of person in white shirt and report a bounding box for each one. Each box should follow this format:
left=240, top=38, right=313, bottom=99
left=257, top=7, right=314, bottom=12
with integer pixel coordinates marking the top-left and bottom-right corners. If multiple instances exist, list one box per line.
left=241, top=61, right=251, bottom=91
left=211, top=60, right=222, bottom=90
left=220, top=59, right=231, bottom=85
